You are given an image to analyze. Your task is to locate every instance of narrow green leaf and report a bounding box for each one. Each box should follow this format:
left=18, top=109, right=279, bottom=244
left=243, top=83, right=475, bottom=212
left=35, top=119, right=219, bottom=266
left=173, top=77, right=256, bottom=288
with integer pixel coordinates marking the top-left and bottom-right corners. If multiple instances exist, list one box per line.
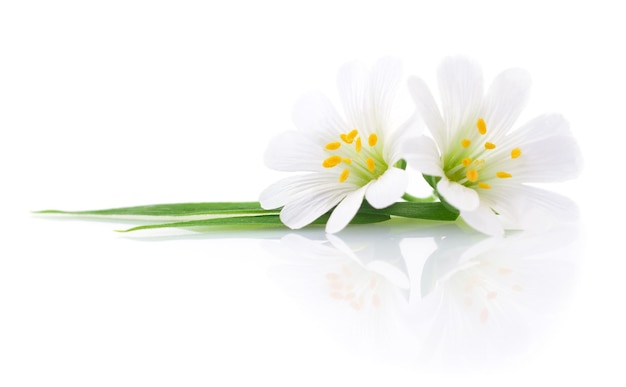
left=36, top=202, right=276, bottom=217
left=117, top=212, right=391, bottom=233
left=358, top=201, right=459, bottom=221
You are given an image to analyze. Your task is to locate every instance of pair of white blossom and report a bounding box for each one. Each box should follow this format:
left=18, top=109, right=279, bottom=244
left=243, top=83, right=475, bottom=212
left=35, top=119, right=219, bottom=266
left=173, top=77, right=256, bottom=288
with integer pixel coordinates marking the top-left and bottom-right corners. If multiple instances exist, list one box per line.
left=259, top=57, right=583, bottom=236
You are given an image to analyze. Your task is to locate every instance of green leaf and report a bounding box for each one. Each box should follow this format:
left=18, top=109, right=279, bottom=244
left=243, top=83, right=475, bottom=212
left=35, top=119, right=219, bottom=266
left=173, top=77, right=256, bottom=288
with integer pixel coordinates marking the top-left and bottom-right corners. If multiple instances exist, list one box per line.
left=36, top=202, right=276, bottom=217
left=358, top=201, right=459, bottom=221
left=117, top=212, right=391, bottom=233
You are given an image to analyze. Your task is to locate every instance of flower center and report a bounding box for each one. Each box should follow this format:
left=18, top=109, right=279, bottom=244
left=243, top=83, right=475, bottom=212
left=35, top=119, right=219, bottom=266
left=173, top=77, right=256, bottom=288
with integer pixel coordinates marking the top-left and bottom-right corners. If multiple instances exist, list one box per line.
left=322, top=129, right=387, bottom=184
left=444, top=118, right=522, bottom=190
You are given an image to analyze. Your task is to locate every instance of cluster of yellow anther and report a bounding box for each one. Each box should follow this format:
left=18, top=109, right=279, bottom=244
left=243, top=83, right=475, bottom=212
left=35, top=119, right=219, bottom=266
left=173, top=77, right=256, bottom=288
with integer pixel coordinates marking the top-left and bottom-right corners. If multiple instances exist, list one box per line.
left=322, top=129, right=381, bottom=183
left=455, top=118, right=522, bottom=190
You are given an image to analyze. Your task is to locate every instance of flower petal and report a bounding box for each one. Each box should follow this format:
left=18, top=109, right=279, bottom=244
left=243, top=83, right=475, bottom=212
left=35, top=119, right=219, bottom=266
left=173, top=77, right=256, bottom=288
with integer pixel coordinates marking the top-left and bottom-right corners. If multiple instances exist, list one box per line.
left=326, top=185, right=369, bottom=233
left=365, top=167, right=408, bottom=209
left=484, top=184, right=579, bottom=231
left=404, top=136, right=444, bottom=177
left=337, top=57, right=402, bottom=134
left=512, top=135, right=583, bottom=182
left=384, top=111, right=422, bottom=164
left=337, top=60, right=367, bottom=131
left=365, top=57, right=403, bottom=133
left=292, top=91, right=348, bottom=140
left=280, top=184, right=354, bottom=230
left=436, top=178, right=480, bottom=211
left=264, top=131, right=326, bottom=172
left=437, top=56, right=484, bottom=142
left=407, top=76, right=445, bottom=147
left=460, top=204, right=504, bottom=236
left=259, top=174, right=349, bottom=210
left=482, top=68, right=532, bottom=139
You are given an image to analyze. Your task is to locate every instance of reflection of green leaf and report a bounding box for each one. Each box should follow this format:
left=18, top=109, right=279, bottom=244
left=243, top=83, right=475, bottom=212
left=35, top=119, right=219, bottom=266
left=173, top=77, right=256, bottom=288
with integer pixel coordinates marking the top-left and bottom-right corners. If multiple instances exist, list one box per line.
left=36, top=202, right=274, bottom=217
left=117, top=212, right=391, bottom=233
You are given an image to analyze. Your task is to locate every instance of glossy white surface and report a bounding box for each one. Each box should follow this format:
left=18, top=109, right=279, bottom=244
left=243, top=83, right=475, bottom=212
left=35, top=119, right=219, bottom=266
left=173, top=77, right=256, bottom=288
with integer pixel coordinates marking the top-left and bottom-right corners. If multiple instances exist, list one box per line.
left=1, top=1, right=624, bottom=385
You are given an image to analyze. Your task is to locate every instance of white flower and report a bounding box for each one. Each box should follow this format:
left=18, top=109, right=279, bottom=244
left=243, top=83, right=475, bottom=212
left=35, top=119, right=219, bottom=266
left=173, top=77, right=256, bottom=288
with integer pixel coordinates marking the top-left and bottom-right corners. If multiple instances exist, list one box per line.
left=405, top=57, right=583, bottom=236
left=260, top=58, right=417, bottom=233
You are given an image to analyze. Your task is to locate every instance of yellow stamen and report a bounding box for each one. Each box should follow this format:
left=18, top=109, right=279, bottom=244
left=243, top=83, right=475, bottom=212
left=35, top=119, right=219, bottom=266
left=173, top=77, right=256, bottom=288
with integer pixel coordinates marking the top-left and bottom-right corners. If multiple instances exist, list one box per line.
left=461, top=139, right=471, bottom=148
left=323, top=155, right=342, bottom=168
left=345, top=129, right=359, bottom=143
left=477, top=118, right=487, bottom=135
left=496, top=171, right=512, bottom=178
left=343, top=158, right=352, bottom=164
left=340, top=134, right=351, bottom=143
left=339, top=169, right=350, bottom=183
left=368, top=134, right=378, bottom=147
left=511, top=148, right=522, bottom=159
left=466, top=169, right=479, bottom=182
left=325, top=142, right=340, bottom=150
left=484, top=142, right=496, bottom=150
left=366, top=157, right=375, bottom=172
left=355, top=137, right=362, bottom=152
left=478, top=182, right=491, bottom=189
left=462, top=158, right=472, bottom=167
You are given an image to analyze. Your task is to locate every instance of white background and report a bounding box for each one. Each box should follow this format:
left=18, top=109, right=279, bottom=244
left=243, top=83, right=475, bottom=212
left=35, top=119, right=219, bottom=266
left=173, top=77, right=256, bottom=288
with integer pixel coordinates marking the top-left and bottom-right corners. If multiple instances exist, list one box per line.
left=1, top=0, right=624, bottom=386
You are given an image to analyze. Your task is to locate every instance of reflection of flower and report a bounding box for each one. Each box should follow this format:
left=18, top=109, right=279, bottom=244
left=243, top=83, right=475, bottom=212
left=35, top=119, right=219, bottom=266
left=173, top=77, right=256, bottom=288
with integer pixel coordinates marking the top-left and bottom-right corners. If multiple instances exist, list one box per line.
left=264, top=228, right=415, bottom=358
left=260, top=58, right=417, bottom=233
left=264, top=224, right=579, bottom=369
left=407, top=226, right=579, bottom=368
left=405, top=57, right=583, bottom=235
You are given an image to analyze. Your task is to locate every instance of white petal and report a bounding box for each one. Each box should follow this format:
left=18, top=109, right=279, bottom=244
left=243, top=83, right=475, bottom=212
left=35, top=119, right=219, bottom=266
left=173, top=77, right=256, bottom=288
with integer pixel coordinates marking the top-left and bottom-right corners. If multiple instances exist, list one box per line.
left=280, top=184, right=354, bottom=230
left=485, top=184, right=579, bottom=231
left=292, top=91, right=348, bottom=139
left=407, top=76, right=445, bottom=147
left=337, top=57, right=402, bottom=134
left=259, top=174, right=347, bottom=210
left=364, top=57, right=403, bottom=132
left=436, top=178, right=480, bottom=211
left=326, top=185, right=368, bottom=233
left=482, top=68, right=532, bottom=139
left=513, top=135, right=583, bottom=182
left=460, top=204, right=504, bottom=236
left=337, top=60, right=367, bottom=130
left=365, top=167, right=408, bottom=209
left=403, top=136, right=444, bottom=177
left=437, top=56, right=484, bottom=140
left=384, top=111, right=423, bottom=164
left=264, top=131, right=326, bottom=172
left=505, top=113, right=572, bottom=144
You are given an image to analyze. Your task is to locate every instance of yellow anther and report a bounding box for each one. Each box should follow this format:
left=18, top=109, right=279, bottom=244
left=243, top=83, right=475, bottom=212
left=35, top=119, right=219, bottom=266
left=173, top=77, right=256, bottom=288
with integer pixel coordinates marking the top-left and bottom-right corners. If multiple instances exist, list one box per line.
left=466, top=169, right=479, bottom=182
left=325, top=142, right=341, bottom=150
left=511, top=148, right=522, bottom=159
left=355, top=137, right=362, bottom=152
left=340, top=134, right=351, bottom=143
left=461, top=138, right=471, bottom=148
left=343, top=158, right=352, bottom=164
left=368, top=133, right=378, bottom=147
left=477, top=118, right=487, bottom=135
left=366, top=157, right=375, bottom=172
left=323, top=155, right=342, bottom=168
left=339, top=169, right=350, bottom=183
left=344, top=129, right=359, bottom=143
left=478, top=182, right=491, bottom=189
left=484, top=142, right=496, bottom=150
left=496, top=171, right=512, bottom=178
left=462, top=158, right=472, bottom=167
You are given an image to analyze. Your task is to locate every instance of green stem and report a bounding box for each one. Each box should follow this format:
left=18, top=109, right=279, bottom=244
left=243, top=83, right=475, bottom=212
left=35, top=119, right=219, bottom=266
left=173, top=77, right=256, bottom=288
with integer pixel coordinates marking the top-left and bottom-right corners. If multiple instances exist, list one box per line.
left=402, top=192, right=437, bottom=203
